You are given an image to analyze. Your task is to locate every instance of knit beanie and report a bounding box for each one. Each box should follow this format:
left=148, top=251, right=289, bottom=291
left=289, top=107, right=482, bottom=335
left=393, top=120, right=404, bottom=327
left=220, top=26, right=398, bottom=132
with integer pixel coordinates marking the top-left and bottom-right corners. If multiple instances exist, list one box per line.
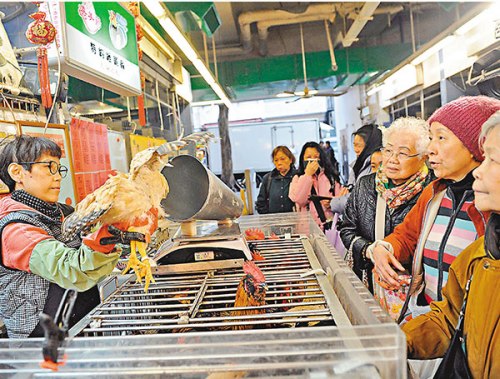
left=428, top=96, right=500, bottom=161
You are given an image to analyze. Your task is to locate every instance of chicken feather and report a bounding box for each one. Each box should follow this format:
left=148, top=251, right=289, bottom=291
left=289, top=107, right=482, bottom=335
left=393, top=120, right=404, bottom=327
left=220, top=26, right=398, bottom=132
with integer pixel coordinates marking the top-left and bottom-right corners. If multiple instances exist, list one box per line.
left=61, top=132, right=215, bottom=292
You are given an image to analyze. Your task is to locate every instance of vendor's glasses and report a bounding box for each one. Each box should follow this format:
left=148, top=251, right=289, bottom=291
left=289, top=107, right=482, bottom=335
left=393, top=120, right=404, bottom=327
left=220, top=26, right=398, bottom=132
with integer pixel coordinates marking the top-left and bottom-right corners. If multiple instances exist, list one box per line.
left=380, top=148, right=419, bottom=161
left=20, top=161, right=68, bottom=178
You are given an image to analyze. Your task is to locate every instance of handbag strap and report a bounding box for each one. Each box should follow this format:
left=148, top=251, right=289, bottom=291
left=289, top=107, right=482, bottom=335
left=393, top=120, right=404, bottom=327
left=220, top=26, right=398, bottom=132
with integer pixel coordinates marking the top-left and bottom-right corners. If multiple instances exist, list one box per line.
left=310, top=186, right=327, bottom=223
left=375, top=195, right=387, bottom=240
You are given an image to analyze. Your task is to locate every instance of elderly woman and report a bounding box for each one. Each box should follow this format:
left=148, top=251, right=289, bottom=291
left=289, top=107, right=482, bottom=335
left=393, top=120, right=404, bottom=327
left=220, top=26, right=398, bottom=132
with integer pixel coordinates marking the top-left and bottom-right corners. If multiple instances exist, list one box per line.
left=402, top=110, right=500, bottom=378
left=256, top=145, right=297, bottom=214
left=340, top=117, right=432, bottom=294
left=369, top=96, right=500, bottom=324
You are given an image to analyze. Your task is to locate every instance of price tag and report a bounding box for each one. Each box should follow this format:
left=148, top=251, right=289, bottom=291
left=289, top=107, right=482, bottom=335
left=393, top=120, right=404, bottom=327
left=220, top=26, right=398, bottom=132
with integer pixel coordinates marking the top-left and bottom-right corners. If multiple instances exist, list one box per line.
left=194, top=251, right=215, bottom=261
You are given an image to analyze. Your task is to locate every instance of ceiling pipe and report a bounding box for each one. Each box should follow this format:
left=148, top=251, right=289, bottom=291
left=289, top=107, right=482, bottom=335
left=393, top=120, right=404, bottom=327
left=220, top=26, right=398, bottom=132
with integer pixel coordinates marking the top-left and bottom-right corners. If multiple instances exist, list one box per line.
left=342, top=2, right=381, bottom=47
left=238, top=3, right=336, bottom=54
left=212, top=3, right=402, bottom=58
left=257, top=9, right=336, bottom=56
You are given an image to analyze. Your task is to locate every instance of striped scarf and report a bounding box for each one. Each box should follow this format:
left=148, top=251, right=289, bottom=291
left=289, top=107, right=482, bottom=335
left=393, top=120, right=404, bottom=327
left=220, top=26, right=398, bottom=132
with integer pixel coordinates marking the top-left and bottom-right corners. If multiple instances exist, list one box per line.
left=375, top=164, right=429, bottom=209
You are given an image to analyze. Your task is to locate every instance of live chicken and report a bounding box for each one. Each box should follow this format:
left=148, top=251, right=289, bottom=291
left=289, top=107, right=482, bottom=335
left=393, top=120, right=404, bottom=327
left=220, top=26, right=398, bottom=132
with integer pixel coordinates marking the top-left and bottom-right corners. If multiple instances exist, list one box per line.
left=231, top=261, right=267, bottom=330
left=61, top=132, right=214, bottom=291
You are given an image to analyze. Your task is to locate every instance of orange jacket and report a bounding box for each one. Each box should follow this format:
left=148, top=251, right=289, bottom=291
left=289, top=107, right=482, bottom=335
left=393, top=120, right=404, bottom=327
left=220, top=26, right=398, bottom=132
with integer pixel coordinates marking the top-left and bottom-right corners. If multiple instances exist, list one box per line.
left=383, top=179, right=488, bottom=265
left=403, top=237, right=499, bottom=378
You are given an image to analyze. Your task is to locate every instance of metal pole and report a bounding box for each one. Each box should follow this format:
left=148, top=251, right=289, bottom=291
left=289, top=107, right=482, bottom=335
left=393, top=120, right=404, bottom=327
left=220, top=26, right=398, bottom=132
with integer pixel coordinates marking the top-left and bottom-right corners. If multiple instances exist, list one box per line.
left=202, top=33, right=209, bottom=66
left=409, top=3, right=416, bottom=53
left=212, top=35, right=218, bottom=81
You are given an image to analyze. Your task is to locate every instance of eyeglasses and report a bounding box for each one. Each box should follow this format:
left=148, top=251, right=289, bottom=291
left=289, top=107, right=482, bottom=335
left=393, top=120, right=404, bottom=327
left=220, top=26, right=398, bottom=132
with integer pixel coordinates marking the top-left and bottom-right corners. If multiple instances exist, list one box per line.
left=381, top=148, right=420, bottom=161
left=20, top=161, right=68, bottom=178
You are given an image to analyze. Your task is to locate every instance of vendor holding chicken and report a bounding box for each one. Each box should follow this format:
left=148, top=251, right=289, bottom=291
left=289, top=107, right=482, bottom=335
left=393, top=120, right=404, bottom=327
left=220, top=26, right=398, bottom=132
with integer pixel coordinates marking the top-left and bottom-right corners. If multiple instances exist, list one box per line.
left=0, top=135, right=144, bottom=338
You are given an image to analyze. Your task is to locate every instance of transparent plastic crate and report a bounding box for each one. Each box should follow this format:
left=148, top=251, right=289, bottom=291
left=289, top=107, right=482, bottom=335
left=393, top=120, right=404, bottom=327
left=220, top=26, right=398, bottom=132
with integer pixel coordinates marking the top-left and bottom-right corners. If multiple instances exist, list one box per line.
left=0, top=324, right=406, bottom=378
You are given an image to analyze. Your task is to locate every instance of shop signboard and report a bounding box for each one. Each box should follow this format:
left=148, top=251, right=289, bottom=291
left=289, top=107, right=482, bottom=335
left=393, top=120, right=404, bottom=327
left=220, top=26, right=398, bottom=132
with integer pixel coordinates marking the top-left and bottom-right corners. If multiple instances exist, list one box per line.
left=44, top=1, right=141, bottom=96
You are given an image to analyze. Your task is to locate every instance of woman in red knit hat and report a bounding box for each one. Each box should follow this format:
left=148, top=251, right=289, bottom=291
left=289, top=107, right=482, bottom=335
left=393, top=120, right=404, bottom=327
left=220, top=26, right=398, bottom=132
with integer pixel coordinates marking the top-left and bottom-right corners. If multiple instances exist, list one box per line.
left=369, top=96, right=500, bottom=313
left=403, top=110, right=500, bottom=378
left=368, top=96, right=499, bottom=376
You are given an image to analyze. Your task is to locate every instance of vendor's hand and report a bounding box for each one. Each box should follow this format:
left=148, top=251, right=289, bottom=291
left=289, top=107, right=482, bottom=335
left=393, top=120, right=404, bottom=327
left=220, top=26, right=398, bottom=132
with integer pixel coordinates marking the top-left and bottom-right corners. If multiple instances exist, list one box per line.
left=100, top=225, right=147, bottom=245
left=372, top=244, right=405, bottom=288
left=305, top=160, right=319, bottom=176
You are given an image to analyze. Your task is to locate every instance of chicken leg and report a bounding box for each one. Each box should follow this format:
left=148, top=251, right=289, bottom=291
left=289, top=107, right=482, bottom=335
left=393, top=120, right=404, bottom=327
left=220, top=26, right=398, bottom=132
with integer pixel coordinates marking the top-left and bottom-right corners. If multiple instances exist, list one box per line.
left=120, top=227, right=155, bottom=292
left=120, top=240, right=143, bottom=282
left=136, top=239, right=155, bottom=292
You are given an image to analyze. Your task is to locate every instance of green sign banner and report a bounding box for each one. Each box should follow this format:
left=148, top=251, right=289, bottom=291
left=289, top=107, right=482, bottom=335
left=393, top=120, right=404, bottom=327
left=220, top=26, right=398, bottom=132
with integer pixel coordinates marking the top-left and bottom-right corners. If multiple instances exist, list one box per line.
left=65, top=2, right=138, bottom=65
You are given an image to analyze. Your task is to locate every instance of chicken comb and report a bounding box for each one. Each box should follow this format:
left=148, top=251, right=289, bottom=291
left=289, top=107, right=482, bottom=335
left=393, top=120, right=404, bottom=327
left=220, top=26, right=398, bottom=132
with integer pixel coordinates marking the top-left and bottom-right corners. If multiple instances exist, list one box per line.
left=242, top=261, right=266, bottom=283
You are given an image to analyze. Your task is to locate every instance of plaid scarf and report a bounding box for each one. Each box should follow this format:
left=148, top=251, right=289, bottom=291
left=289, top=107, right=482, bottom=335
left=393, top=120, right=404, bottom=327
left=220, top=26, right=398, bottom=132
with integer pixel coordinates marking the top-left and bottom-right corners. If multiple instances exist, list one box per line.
left=375, top=164, right=429, bottom=209
left=10, top=190, right=79, bottom=246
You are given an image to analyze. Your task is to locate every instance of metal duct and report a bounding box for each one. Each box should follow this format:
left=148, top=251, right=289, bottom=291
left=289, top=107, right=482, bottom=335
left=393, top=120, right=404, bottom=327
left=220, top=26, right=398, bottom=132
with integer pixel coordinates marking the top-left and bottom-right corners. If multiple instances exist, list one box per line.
left=257, top=8, right=336, bottom=56
left=161, top=155, right=243, bottom=221
left=238, top=3, right=337, bottom=55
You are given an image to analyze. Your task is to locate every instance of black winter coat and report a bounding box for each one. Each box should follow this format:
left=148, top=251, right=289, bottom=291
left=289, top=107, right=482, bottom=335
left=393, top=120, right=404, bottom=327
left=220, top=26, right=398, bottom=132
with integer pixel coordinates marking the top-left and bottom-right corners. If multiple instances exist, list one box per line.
left=256, top=167, right=297, bottom=214
left=339, top=172, right=433, bottom=289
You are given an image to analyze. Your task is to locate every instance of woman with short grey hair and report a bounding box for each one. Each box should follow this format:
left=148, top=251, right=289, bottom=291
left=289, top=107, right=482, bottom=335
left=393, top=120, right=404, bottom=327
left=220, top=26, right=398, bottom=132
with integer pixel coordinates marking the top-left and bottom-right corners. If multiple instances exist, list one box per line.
left=339, top=116, right=433, bottom=298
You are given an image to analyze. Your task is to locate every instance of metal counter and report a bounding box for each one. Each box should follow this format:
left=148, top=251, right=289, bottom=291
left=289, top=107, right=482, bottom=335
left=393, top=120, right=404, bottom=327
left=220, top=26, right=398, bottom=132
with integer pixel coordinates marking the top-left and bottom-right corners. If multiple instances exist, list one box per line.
left=0, top=213, right=406, bottom=378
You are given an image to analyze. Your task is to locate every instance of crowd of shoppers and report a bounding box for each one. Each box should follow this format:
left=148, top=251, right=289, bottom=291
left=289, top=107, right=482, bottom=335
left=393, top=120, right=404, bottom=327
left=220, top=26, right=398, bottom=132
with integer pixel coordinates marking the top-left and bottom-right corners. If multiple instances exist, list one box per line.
left=2, top=94, right=499, bottom=379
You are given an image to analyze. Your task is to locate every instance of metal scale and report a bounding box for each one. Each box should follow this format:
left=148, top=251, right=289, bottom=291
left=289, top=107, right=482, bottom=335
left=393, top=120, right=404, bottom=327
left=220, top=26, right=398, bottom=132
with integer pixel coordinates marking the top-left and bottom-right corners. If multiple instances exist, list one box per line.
left=152, top=154, right=252, bottom=274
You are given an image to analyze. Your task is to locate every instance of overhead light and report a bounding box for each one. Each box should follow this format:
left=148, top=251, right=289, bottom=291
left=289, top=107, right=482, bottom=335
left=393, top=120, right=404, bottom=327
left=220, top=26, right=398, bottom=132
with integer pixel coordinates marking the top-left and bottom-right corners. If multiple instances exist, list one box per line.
left=455, top=2, right=500, bottom=36
left=366, top=83, right=385, bottom=97
left=157, top=17, right=198, bottom=62
left=192, top=59, right=216, bottom=85
left=276, top=92, right=295, bottom=98
left=411, top=36, right=455, bottom=66
left=141, top=0, right=166, bottom=18
left=142, top=1, right=231, bottom=107
left=211, top=83, right=231, bottom=106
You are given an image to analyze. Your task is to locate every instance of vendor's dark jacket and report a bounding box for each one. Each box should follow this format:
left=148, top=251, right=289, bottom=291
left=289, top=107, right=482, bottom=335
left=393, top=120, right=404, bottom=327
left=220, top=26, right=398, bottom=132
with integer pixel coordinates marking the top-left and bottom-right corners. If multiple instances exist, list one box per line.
left=256, top=167, right=297, bottom=214
left=339, top=172, right=433, bottom=276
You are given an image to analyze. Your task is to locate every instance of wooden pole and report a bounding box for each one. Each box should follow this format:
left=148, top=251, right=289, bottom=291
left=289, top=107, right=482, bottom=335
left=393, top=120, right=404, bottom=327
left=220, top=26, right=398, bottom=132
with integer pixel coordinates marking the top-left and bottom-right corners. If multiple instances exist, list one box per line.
left=218, top=104, right=236, bottom=189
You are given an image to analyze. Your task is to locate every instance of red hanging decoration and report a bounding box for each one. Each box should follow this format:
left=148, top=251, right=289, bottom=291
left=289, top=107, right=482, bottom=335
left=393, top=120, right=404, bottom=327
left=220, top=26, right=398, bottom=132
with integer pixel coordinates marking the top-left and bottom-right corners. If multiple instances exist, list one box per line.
left=137, top=73, right=147, bottom=126
left=26, top=10, right=56, bottom=109
left=128, top=2, right=146, bottom=127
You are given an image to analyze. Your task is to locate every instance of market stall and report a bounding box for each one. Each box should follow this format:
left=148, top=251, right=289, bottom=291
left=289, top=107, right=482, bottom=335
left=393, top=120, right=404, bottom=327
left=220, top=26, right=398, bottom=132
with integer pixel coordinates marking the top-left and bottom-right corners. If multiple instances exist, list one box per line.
left=0, top=212, right=405, bottom=378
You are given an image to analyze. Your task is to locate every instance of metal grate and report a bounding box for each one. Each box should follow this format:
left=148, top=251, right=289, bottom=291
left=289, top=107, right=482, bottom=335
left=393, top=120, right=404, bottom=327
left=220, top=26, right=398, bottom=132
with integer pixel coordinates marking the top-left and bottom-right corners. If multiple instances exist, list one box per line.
left=71, top=236, right=342, bottom=337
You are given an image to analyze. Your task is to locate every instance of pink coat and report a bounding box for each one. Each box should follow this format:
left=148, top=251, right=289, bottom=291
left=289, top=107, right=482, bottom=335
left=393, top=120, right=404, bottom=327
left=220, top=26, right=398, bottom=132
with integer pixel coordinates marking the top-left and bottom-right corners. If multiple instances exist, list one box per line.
left=289, top=172, right=340, bottom=230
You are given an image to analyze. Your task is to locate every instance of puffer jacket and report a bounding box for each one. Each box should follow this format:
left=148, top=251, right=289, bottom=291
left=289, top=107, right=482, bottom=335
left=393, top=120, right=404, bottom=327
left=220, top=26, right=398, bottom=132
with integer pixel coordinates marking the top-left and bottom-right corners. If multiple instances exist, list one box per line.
left=339, top=173, right=433, bottom=275
left=255, top=167, right=297, bottom=214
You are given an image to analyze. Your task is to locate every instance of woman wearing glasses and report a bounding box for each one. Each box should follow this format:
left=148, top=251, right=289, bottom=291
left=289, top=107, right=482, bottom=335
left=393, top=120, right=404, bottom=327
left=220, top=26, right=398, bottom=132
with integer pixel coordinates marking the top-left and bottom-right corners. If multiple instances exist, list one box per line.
left=0, top=135, right=144, bottom=339
left=339, top=117, right=433, bottom=295
left=368, top=96, right=499, bottom=329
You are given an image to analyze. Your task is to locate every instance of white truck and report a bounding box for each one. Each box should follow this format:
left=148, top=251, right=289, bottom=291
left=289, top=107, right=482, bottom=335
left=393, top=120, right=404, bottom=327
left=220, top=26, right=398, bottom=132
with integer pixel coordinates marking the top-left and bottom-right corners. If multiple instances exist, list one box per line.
left=205, top=118, right=325, bottom=175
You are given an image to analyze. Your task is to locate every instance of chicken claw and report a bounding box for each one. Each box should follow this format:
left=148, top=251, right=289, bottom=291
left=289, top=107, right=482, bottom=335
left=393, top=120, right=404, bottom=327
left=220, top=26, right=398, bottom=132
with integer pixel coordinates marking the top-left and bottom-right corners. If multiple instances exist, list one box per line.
left=121, top=240, right=143, bottom=282
left=136, top=241, right=155, bottom=292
